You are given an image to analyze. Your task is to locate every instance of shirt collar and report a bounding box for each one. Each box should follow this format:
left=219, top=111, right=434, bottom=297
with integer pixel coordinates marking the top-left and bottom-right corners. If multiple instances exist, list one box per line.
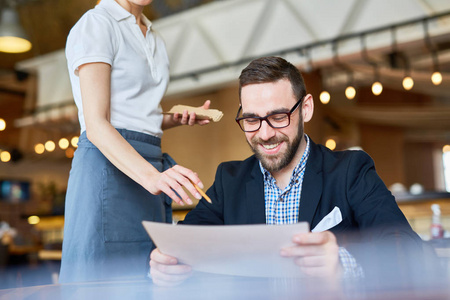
left=259, top=134, right=311, bottom=184
left=97, top=0, right=153, bottom=28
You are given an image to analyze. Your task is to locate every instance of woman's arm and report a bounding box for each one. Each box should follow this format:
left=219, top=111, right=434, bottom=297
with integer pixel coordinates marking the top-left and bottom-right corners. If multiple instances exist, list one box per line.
left=79, top=62, right=203, bottom=205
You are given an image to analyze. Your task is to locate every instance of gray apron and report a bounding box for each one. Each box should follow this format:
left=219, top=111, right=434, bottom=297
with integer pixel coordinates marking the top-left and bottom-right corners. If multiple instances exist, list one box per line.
left=59, top=129, right=174, bottom=283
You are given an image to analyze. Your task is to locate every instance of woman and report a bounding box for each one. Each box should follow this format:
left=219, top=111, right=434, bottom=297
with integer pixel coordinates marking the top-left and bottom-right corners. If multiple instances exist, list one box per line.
left=60, top=0, right=210, bottom=283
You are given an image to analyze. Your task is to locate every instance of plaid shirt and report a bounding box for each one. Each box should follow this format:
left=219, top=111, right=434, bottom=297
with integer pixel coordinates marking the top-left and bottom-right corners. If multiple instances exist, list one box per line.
left=261, top=135, right=310, bottom=225
left=260, top=134, right=363, bottom=278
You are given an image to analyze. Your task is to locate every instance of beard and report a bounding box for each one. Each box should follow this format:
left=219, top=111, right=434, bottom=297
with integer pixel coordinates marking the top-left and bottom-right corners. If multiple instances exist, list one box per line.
left=248, top=123, right=303, bottom=173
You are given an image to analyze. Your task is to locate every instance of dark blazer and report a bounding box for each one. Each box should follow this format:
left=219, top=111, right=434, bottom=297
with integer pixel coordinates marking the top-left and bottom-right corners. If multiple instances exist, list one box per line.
left=181, top=140, right=433, bottom=282
left=182, top=139, right=421, bottom=244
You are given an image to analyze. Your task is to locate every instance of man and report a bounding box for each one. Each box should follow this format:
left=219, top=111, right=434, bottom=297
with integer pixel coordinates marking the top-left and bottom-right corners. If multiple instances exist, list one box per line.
left=149, top=56, right=424, bottom=287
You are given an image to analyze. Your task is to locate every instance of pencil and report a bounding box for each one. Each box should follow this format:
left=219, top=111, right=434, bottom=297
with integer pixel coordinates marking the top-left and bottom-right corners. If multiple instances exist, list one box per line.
left=189, top=179, right=212, bottom=203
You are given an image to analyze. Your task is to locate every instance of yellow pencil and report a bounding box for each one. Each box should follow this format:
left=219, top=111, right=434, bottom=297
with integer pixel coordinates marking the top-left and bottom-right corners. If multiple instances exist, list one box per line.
left=189, top=179, right=212, bottom=203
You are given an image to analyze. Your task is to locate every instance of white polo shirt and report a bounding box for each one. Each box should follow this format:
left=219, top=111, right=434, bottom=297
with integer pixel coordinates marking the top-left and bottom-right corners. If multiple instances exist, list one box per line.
left=66, top=0, right=170, bottom=137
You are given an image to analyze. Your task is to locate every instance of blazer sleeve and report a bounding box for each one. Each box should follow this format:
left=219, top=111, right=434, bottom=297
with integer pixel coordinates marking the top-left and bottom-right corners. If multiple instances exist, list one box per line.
left=345, top=151, right=419, bottom=241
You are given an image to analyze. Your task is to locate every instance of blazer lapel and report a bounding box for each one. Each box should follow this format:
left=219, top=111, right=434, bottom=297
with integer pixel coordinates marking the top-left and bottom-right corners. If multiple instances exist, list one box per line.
left=298, top=140, right=323, bottom=226
left=246, top=159, right=266, bottom=224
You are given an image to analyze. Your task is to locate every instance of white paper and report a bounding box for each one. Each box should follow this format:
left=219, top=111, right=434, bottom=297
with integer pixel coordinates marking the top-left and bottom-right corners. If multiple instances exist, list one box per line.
left=311, top=206, right=343, bottom=233
left=142, top=221, right=309, bottom=278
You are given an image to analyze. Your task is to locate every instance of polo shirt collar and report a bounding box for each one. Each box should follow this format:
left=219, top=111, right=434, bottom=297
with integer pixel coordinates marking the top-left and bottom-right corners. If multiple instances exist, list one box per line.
left=97, top=0, right=153, bottom=28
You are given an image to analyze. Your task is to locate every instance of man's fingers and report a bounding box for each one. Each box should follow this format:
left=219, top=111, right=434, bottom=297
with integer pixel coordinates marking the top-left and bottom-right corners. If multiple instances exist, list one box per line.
left=281, top=244, right=326, bottom=257
left=150, top=260, right=192, bottom=275
left=150, top=248, right=177, bottom=265
left=294, top=255, right=327, bottom=268
left=292, top=231, right=335, bottom=245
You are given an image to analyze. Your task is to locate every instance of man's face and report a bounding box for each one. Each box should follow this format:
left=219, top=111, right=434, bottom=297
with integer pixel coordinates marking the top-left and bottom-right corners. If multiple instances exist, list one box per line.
left=240, top=79, right=303, bottom=173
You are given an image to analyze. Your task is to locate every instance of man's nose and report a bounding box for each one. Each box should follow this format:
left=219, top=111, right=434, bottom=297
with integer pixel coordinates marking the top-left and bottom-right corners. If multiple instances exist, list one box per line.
left=258, top=120, right=276, bottom=140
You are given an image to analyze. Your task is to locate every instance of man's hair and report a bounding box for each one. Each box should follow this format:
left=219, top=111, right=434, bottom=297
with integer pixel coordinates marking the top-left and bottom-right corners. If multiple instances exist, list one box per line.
left=238, top=56, right=307, bottom=102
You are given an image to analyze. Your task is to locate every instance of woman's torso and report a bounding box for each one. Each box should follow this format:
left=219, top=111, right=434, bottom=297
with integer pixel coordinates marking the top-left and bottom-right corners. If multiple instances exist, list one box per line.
left=65, top=0, right=170, bottom=137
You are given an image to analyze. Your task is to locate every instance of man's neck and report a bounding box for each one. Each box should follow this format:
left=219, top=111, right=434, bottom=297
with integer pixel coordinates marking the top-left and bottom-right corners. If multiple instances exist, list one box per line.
left=272, top=136, right=307, bottom=190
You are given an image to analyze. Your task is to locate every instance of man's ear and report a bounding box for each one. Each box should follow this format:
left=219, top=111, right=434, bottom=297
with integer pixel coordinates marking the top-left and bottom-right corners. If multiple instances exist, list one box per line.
left=302, top=94, right=314, bottom=123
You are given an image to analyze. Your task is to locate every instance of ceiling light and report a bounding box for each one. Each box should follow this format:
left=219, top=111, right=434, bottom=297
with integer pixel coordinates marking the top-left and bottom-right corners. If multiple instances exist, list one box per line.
left=58, top=138, right=69, bottom=150
left=44, top=140, right=56, bottom=152
left=34, top=143, right=45, bottom=154
left=402, top=76, right=414, bottom=90
left=0, top=7, right=32, bottom=53
left=431, top=71, right=442, bottom=86
left=320, top=91, right=330, bottom=104
left=71, top=136, right=79, bottom=148
left=0, top=151, right=11, bottom=162
left=0, top=118, right=5, bottom=131
left=443, top=145, right=450, bottom=153
left=345, top=85, right=356, bottom=100
left=325, top=139, right=336, bottom=150
left=65, top=148, right=75, bottom=159
left=372, top=81, right=383, bottom=96
left=423, top=20, right=443, bottom=86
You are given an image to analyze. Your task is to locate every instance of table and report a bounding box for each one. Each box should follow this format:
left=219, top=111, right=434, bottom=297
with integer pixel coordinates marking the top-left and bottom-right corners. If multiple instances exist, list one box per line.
left=1, top=272, right=449, bottom=300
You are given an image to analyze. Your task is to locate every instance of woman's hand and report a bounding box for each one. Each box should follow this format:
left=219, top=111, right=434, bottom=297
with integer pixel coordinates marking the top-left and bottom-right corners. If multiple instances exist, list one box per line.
left=144, top=165, right=205, bottom=206
left=162, top=100, right=211, bottom=130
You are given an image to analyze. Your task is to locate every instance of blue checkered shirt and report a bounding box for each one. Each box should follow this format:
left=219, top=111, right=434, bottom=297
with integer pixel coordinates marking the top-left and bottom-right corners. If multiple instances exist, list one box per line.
left=260, top=135, right=363, bottom=278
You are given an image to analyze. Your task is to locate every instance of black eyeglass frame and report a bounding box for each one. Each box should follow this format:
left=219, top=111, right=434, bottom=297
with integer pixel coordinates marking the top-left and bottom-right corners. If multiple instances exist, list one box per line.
left=235, top=96, right=304, bottom=132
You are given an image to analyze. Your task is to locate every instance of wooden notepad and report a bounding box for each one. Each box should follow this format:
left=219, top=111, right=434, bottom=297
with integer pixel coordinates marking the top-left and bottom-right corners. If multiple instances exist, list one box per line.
left=164, top=105, right=224, bottom=122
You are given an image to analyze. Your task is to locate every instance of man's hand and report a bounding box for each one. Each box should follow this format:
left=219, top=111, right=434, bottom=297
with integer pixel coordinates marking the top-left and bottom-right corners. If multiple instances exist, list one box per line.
left=149, top=248, right=192, bottom=287
left=280, top=231, right=342, bottom=278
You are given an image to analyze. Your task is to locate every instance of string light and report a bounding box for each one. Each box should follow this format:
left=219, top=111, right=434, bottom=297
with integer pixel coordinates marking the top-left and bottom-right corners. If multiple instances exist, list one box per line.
left=59, top=138, right=69, bottom=150
left=35, top=143, right=45, bottom=154
left=0, top=151, right=11, bottom=162
left=443, top=145, right=450, bottom=153
left=402, top=76, right=414, bottom=90
left=423, top=20, right=443, bottom=86
left=0, top=118, right=5, bottom=131
left=44, top=140, right=56, bottom=152
left=65, top=148, right=75, bottom=159
left=71, top=136, right=79, bottom=148
left=431, top=71, right=442, bottom=85
left=325, top=139, right=336, bottom=150
left=28, top=216, right=40, bottom=225
left=319, top=91, right=330, bottom=104
left=345, top=86, right=356, bottom=100
left=371, top=81, right=383, bottom=96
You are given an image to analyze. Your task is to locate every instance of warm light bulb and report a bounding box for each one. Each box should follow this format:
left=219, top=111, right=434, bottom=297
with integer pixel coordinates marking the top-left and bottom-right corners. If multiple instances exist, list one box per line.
left=443, top=145, right=450, bottom=153
left=65, top=148, right=75, bottom=159
left=0, top=151, right=11, bottom=162
left=431, top=71, right=442, bottom=85
left=402, top=76, right=414, bottom=90
left=345, top=86, right=356, bottom=100
left=59, top=138, right=69, bottom=150
left=35, top=143, right=45, bottom=154
left=372, top=81, right=383, bottom=96
left=71, top=136, right=79, bottom=148
left=0, top=37, right=32, bottom=54
left=325, top=139, right=336, bottom=150
left=320, top=91, right=330, bottom=104
left=45, top=140, right=56, bottom=152
left=0, top=118, right=5, bottom=131
left=28, top=215, right=40, bottom=225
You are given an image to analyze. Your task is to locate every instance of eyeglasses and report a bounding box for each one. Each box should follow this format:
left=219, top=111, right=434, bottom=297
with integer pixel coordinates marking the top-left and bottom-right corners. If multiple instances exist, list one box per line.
left=235, top=97, right=303, bottom=132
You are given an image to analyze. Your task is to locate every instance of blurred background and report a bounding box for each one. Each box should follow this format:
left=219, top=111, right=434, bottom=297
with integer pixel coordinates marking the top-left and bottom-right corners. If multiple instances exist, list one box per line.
left=0, top=0, right=450, bottom=289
